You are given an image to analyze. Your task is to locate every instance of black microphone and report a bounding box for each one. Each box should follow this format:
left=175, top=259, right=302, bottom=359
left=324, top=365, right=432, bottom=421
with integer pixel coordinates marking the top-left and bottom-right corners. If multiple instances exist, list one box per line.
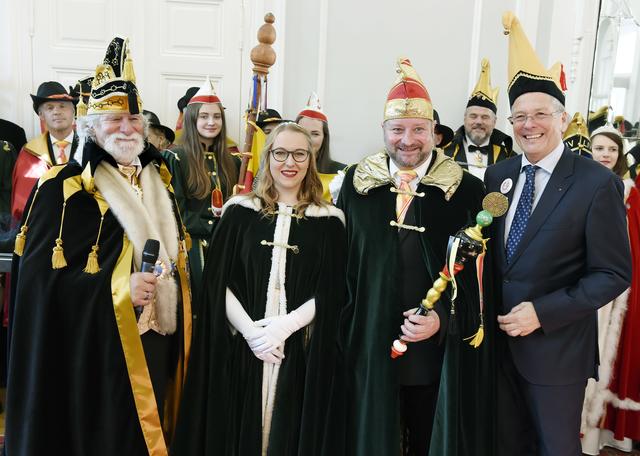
left=135, top=239, right=160, bottom=320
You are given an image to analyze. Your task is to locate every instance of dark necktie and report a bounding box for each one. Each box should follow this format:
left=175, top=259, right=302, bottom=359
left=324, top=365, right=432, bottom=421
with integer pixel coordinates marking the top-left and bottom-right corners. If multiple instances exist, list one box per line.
left=468, top=144, right=490, bottom=154
left=506, top=165, right=539, bottom=262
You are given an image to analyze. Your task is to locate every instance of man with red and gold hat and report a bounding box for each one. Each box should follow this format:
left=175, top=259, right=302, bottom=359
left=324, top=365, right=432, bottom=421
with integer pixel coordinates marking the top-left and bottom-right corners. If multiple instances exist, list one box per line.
left=337, top=58, right=486, bottom=455
left=5, top=37, right=191, bottom=455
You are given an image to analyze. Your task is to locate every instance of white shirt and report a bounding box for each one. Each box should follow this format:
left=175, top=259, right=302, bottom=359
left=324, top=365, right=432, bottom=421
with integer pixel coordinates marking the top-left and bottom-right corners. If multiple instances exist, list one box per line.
left=389, top=153, right=431, bottom=191
left=504, top=141, right=565, bottom=245
left=464, top=135, right=489, bottom=181
left=49, top=131, right=74, bottom=162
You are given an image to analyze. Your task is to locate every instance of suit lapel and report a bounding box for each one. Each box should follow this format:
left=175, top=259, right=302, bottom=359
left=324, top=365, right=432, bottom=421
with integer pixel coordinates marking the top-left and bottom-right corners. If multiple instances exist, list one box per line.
left=497, top=155, right=523, bottom=266
left=506, top=149, right=575, bottom=270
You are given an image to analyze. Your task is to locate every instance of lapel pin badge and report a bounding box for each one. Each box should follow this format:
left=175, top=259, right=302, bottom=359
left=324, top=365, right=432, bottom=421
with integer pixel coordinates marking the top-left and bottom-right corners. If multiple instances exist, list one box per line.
left=500, top=178, right=513, bottom=194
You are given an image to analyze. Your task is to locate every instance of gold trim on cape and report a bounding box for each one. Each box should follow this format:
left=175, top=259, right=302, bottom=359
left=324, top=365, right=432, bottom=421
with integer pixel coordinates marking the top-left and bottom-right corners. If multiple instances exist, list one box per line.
left=112, top=234, right=168, bottom=455
left=353, top=149, right=463, bottom=201
left=23, top=133, right=53, bottom=166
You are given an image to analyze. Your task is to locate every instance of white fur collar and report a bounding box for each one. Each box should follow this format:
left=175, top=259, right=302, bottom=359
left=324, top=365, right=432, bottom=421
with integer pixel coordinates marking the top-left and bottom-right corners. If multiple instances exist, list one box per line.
left=93, top=162, right=179, bottom=334
left=222, top=194, right=345, bottom=226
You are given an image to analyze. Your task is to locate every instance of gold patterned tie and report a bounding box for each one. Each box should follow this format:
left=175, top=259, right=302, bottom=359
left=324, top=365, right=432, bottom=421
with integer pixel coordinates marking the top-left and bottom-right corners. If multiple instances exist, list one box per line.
left=395, top=170, right=417, bottom=224
left=54, top=140, right=70, bottom=164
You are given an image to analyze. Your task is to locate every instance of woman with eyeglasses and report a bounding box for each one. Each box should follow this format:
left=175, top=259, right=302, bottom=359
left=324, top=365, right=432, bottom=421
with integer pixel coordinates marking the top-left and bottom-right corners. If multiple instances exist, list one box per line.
left=296, top=93, right=346, bottom=202
left=172, top=122, right=346, bottom=455
left=162, top=78, right=239, bottom=308
left=581, top=126, right=640, bottom=454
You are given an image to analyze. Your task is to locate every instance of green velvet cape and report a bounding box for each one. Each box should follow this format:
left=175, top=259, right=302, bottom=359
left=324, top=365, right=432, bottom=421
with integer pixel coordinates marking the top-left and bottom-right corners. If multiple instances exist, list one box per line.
left=336, top=150, right=496, bottom=455
left=171, top=196, right=346, bottom=455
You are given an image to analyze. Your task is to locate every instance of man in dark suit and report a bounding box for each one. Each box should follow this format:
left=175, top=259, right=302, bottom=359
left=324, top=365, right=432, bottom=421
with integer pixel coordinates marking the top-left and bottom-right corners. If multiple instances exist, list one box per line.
left=485, top=13, right=632, bottom=456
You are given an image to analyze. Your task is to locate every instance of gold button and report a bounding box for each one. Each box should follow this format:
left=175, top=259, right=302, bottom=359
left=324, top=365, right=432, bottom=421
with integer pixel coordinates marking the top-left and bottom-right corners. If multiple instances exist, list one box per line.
left=208, top=220, right=213, bottom=225
left=207, top=207, right=212, bottom=212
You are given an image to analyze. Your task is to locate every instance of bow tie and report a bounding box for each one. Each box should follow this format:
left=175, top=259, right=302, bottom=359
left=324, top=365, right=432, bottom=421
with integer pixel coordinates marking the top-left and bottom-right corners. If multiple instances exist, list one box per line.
left=468, top=144, right=490, bottom=154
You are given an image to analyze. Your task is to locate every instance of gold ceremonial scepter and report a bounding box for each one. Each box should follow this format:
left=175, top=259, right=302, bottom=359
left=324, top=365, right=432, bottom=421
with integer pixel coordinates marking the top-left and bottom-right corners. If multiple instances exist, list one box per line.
left=391, top=192, right=508, bottom=358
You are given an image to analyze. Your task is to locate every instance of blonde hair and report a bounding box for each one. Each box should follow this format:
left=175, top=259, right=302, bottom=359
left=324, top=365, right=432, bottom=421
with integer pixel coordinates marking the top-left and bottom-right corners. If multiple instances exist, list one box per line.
left=252, top=122, right=326, bottom=215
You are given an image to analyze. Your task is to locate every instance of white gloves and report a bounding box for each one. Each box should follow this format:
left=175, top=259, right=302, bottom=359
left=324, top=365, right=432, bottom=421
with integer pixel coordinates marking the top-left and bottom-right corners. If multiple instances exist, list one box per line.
left=225, top=288, right=316, bottom=364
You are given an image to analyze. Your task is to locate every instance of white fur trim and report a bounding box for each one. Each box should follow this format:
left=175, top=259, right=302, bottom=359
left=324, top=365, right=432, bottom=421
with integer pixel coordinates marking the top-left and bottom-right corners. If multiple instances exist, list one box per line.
left=93, top=162, right=179, bottom=334
left=581, top=289, right=629, bottom=434
left=305, top=204, right=345, bottom=225
left=222, top=194, right=346, bottom=226
left=624, top=178, right=634, bottom=203
left=222, top=195, right=262, bottom=214
left=260, top=203, right=296, bottom=452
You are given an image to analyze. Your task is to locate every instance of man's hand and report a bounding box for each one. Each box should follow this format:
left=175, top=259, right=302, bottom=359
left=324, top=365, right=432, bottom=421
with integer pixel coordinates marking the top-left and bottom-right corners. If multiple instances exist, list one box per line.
left=400, top=308, right=440, bottom=342
left=497, top=301, right=541, bottom=337
left=130, top=272, right=157, bottom=307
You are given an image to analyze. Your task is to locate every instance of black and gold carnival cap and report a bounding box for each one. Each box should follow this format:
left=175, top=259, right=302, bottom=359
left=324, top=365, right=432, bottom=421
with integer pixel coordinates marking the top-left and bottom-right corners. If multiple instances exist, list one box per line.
left=87, top=37, right=142, bottom=115
left=563, top=112, right=591, bottom=156
left=503, top=12, right=567, bottom=106
left=467, top=58, right=499, bottom=113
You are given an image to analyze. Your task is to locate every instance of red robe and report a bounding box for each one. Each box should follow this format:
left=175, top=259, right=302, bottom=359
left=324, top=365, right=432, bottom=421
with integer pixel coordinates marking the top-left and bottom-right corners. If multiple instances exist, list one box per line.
left=11, top=133, right=55, bottom=225
left=603, top=183, right=640, bottom=440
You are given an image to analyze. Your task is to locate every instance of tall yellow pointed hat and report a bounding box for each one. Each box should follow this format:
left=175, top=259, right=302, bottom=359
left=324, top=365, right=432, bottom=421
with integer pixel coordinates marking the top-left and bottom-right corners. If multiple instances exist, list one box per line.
left=503, top=11, right=566, bottom=106
left=384, top=57, right=433, bottom=121
left=563, top=112, right=591, bottom=155
left=467, top=58, right=499, bottom=113
left=87, top=37, right=143, bottom=115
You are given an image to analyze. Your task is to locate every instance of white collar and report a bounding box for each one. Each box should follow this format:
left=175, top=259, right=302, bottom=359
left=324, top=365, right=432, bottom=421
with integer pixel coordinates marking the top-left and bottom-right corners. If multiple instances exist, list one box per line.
left=388, top=152, right=432, bottom=180
left=521, top=141, right=564, bottom=174
left=49, top=131, right=74, bottom=145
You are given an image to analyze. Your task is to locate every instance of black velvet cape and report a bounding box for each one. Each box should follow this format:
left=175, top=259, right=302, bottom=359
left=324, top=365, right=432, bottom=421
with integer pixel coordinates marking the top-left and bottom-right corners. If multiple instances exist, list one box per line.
left=171, top=197, right=346, bottom=455
left=5, top=143, right=189, bottom=455
left=336, top=151, right=497, bottom=455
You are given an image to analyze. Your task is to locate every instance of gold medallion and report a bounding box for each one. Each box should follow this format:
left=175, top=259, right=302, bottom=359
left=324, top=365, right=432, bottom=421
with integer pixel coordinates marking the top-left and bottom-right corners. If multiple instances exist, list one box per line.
left=482, top=192, right=509, bottom=217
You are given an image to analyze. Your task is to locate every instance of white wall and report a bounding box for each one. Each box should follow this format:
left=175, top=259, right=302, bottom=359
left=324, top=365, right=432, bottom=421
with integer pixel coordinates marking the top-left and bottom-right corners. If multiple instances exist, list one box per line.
left=282, top=0, right=601, bottom=163
left=0, top=0, right=601, bottom=162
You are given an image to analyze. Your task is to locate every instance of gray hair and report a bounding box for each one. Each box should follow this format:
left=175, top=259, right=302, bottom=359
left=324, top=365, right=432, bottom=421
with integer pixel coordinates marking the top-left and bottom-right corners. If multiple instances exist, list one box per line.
left=76, top=113, right=149, bottom=144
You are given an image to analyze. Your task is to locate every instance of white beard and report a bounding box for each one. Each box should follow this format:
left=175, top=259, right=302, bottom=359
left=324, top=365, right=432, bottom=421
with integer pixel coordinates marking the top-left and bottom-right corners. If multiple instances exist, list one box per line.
left=103, top=133, right=145, bottom=164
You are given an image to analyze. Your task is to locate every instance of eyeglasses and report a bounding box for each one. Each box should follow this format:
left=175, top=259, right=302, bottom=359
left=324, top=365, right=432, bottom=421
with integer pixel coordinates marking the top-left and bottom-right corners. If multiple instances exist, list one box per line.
left=270, top=148, right=310, bottom=162
left=508, top=111, right=563, bottom=126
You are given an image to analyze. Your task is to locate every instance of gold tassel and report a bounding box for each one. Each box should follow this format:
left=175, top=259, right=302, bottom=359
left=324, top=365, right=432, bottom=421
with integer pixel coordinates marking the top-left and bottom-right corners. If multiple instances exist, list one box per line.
left=14, top=225, right=28, bottom=256
left=76, top=97, right=87, bottom=118
left=83, top=245, right=100, bottom=274
left=464, top=324, right=484, bottom=348
left=51, top=238, right=67, bottom=269
left=123, top=44, right=136, bottom=83
left=184, top=229, right=192, bottom=251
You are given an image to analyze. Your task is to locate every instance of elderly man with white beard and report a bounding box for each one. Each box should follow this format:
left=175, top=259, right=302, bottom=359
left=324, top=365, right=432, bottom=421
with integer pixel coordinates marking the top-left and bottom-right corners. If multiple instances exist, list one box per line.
left=5, top=37, right=192, bottom=456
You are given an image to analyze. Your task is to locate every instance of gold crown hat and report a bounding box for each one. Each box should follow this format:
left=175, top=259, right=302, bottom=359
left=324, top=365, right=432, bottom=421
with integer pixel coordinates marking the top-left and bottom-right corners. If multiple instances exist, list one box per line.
left=87, top=37, right=142, bottom=115
left=298, top=91, right=328, bottom=122
left=384, top=57, right=433, bottom=121
left=187, top=76, right=222, bottom=105
left=503, top=12, right=567, bottom=106
left=467, top=58, right=499, bottom=113
left=563, top=112, right=592, bottom=156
